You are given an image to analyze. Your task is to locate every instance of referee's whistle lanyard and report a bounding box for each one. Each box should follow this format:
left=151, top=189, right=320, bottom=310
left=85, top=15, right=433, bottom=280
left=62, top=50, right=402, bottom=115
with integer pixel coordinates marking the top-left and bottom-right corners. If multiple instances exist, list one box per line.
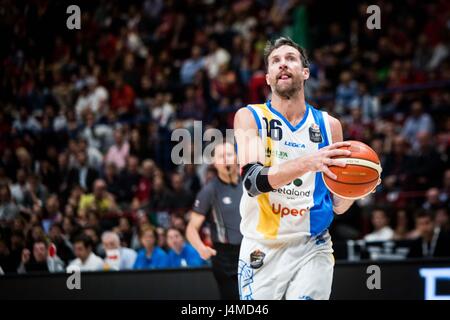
left=422, top=227, right=440, bottom=257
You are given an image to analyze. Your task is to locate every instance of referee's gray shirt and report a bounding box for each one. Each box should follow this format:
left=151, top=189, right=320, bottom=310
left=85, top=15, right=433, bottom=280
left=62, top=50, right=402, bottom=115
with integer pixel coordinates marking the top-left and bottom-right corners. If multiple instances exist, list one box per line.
left=192, top=176, right=243, bottom=245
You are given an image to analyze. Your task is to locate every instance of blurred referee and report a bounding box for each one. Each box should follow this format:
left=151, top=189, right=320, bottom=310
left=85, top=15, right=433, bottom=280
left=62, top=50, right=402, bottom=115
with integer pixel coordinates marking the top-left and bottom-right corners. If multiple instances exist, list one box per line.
left=186, top=141, right=243, bottom=300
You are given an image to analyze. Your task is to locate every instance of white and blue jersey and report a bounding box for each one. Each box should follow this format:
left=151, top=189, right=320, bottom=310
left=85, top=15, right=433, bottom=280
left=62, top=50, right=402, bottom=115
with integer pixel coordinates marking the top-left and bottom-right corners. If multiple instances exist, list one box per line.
left=239, top=100, right=334, bottom=242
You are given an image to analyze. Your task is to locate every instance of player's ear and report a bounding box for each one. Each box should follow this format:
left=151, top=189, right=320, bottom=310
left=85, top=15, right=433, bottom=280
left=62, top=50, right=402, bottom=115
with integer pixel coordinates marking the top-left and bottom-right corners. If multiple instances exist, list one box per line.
left=265, top=73, right=270, bottom=85
left=303, top=67, right=310, bottom=81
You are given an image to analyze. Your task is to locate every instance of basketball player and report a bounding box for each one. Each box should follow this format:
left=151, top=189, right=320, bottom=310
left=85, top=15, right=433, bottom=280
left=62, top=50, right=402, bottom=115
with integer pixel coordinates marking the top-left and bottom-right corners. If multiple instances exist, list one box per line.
left=234, top=37, right=364, bottom=300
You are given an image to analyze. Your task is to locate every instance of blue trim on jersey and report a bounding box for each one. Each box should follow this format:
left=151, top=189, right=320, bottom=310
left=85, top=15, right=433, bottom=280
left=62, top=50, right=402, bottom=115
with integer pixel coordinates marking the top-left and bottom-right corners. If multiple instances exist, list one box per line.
left=246, top=105, right=263, bottom=137
left=310, top=106, right=334, bottom=236
left=266, top=100, right=310, bottom=132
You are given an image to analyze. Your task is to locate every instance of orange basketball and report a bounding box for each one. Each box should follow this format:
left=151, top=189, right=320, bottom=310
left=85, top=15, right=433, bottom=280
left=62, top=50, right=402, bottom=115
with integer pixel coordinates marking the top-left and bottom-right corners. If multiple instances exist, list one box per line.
left=322, top=140, right=382, bottom=200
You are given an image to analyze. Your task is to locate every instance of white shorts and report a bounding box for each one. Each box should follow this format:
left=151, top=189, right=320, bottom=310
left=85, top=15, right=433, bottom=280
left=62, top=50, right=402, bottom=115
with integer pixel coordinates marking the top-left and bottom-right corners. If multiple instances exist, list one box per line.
left=238, top=231, right=335, bottom=300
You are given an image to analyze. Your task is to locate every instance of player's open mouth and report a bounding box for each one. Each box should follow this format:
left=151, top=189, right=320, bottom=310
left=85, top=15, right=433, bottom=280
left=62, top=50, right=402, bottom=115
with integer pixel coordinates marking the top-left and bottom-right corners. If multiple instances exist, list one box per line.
left=277, top=73, right=292, bottom=81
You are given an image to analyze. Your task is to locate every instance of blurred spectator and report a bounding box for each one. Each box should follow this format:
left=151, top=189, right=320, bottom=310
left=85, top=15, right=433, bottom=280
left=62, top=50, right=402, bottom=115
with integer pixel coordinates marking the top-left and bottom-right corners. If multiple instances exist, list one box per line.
left=401, top=101, right=434, bottom=149
left=83, top=226, right=102, bottom=255
left=350, top=83, right=379, bottom=122
left=204, top=39, right=231, bottom=80
left=146, top=175, right=173, bottom=219
left=118, top=156, right=141, bottom=203
left=156, top=226, right=167, bottom=251
left=150, top=93, right=175, bottom=130
left=101, top=231, right=136, bottom=270
left=439, top=169, right=450, bottom=206
left=103, top=162, right=121, bottom=199
left=114, top=217, right=133, bottom=248
left=55, top=152, right=71, bottom=196
left=178, top=85, right=207, bottom=121
left=67, top=234, right=104, bottom=272
left=129, top=128, right=148, bottom=161
left=170, top=172, right=194, bottom=212
left=104, top=127, right=130, bottom=171
left=12, top=107, right=41, bottom=133
left=382, top=136, right=413, bottom=190
left=67, top=150, right=99, bottom=192
left=133, top=225, right=169, bottom=269
left=335, top=71, right=358, bottom=114
left=0, top=239, right=15, bottom=273
left=364, top=209, right=394, bottom=242
left=26, top=173, right=48, bottom=209
left=110, top=75, right=135, bottom=117
left=180, top=46, right=205, bottom=85
left=435, top=207, right=449, bottom=232
left=62, top=217, right=81, bottom=243
left=74, top=77, right=109, bottom=121
left=343, top=107, right=367, bottom=141
left=182, top=163, right=202, bottom=194
left=166, top=228, right=205, bottom=268
left=10, top=169, right=33, bottom=209
left=423, top=188, right=443, bottom=211
left=393, top=210, right=415, bottom=240
left=410, top=131, right=444, bottom=190
left=79, top=111, right=114, bottom=152
left=0, top=183, right=19, bottom=224
left=78, top=179, right=118, bottom=219
left=408, top=210, right=450, bottom=258
left=133, top=159, right=155, bottom=207
left=48, top=223, right=75, bottom=265
left=18, top=238, right=65, bottom=273
left=78, top=138, right=103, bottom=170
left=42, top=194, right=63, bottom=230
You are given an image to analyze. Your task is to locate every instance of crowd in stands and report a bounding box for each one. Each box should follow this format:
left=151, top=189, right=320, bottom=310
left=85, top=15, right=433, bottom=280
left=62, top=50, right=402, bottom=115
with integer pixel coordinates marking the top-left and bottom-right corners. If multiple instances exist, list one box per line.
left=0, top=0, right=449, bottom=273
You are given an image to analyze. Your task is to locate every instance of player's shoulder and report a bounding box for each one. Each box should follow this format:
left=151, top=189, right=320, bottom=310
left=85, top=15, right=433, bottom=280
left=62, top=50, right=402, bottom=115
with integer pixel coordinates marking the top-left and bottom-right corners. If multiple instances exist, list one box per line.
left=327, top=114, right=343, bottom=132
left=234, top=104, right=265, bottom=129
left=235, top=103, right=265, bottom=116
left=307, top=103, right=341, bottom=126
left=325, top=113, right=343, bottom=142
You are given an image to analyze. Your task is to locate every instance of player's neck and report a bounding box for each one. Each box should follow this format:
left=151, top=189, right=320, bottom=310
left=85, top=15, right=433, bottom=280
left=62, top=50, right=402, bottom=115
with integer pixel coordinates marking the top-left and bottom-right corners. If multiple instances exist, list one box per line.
left=271, top=92, right=307, bottom=124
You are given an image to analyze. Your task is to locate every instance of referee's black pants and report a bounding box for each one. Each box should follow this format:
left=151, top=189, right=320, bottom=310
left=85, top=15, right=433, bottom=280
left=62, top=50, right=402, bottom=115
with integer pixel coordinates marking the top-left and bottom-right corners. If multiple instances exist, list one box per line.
left=211, top=242, right=241, bottom=300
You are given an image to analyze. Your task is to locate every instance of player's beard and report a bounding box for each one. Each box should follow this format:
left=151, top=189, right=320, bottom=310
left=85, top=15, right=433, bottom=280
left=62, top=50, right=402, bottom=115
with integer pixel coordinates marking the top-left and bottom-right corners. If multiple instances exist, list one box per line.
left=274, top=75, right=303, bottom=100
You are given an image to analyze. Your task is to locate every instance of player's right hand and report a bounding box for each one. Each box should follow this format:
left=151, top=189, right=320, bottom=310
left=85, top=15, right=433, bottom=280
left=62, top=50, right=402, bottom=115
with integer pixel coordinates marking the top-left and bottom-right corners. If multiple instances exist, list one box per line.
left=303, top=141, right=352, bottom=180
left=199, top=246, right=217, bottom=260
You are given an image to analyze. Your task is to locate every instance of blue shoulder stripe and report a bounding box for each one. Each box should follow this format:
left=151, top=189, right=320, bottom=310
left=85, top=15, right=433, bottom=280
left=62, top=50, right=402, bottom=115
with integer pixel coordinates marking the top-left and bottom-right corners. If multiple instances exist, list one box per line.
left=246, top=105, right=263, bottom=137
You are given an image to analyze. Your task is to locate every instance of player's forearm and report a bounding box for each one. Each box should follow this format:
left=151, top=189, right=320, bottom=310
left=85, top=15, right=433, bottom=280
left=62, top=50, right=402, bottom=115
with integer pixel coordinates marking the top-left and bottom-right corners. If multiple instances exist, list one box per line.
left=332, top=195, right=354, bottom=215
left=267, top=156, right=310, bottom=189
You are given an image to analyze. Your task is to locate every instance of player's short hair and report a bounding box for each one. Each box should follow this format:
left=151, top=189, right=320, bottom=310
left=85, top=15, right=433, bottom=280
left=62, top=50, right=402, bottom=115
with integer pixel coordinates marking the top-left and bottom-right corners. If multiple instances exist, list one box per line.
left=264, top=37, right=310, bottom=70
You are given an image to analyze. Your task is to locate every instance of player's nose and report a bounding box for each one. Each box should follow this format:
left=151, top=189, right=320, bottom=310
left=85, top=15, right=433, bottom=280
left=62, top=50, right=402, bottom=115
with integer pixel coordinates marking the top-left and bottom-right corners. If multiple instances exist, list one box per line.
left=279, top=62, right=288, bottom=70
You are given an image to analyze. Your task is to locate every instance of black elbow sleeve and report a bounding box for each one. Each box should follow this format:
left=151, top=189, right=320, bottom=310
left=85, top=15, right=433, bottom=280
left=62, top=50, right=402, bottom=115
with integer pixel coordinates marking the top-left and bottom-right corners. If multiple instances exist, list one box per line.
left=241, top=162, right=274, bottom=197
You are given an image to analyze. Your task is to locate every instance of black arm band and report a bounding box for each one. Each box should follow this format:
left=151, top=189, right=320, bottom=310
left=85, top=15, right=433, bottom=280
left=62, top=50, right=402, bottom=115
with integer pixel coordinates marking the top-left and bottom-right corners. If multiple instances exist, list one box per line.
left=241, top=162, right=275, bottom=197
